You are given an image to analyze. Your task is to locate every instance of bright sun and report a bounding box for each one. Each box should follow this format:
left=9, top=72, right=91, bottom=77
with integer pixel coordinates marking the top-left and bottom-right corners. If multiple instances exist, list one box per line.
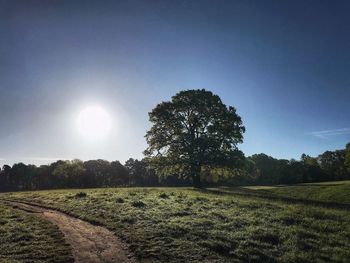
left=77, top=106, right=112, bottom=140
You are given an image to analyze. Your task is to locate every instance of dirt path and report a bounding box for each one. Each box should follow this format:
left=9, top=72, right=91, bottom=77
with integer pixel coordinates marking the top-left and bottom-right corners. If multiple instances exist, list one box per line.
left=3, top=200, right=136, bottom=263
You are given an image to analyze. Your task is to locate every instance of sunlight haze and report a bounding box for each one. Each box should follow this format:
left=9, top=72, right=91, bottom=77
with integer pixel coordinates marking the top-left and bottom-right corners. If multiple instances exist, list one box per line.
left=0, top=0, right=349, bottom=166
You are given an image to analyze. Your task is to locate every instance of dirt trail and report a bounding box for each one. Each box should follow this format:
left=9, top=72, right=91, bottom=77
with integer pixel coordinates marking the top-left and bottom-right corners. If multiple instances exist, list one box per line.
left=4, top=200, right=136, bottom=263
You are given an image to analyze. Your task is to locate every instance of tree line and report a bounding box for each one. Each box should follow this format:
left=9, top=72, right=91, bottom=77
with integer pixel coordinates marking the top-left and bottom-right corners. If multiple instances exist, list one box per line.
left=1, top=89, right=349, bottom=191
left=0, top=159, right=149, bottom=192
left=243, top=143, right=350, bottom=185
left=0, top=143, right=349, bottom=192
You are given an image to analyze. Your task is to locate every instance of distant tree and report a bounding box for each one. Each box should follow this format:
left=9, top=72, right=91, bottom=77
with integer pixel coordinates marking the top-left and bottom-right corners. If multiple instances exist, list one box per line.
left=318, top=150, right=347, bottom=181
left=0, top=165, right=11, bottom=191
left=144, top=89, right=245, bottom=187
left=124, top=158, right=158, bottom=186
left=125, top=158, right=143, bottom=185
left=24, top=164, right=37, bottom=190
left=282, top=159, right=304, bottom=184
left=250, top=154, right=280, bottom=184
left=300, top=154, right=325, bottom=182
left=52, top=160, right=85, bottom=188
left=36, top=165, right=51, bottom=189
left=10, top=163, right=28, bottom=190
left=109, top=161, right=129, bottom=186
left=0, top=166, right=4, bottom=192
left=243, top=158, right=259, bottom=182
left=83, top=160, right=111, bottom=187
left=301, top=154, right=317, bottom=166
left=345, top=143, right=350, bottom=173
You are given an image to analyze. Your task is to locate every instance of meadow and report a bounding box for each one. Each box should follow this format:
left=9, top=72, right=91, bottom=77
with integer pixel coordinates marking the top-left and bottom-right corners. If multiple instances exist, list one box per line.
left=245, top=180, right=350, bottom=205
left=1, top=182, right=350, bottom=263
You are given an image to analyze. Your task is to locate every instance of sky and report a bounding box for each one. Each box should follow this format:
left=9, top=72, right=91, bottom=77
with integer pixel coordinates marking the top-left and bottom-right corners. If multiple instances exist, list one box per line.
left=0, top=0, right=349, bottom=166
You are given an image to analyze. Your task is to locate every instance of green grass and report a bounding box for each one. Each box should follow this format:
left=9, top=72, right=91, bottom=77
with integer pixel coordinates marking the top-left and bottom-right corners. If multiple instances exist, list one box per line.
left=0, top=204, right=73, bottom=263
left=2, top=187, right=350, bottom=262
left=245, top=180, right=350, bottom=205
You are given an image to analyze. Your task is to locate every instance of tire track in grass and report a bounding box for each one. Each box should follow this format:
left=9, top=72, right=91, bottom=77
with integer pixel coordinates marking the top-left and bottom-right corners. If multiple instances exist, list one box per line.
left=2, top=200, right=137, bottom=263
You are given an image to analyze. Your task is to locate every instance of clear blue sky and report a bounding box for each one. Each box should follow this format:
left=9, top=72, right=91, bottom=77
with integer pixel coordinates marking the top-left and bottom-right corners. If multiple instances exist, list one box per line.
left=0, top=0, right=349, bottom=166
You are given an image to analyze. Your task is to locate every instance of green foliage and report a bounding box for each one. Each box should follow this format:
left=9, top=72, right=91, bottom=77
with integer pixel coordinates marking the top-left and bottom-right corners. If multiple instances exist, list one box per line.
left=1, top=142, right=350, bottom=192
left=52, top=160, right=86, bottom=187
left=0, top=204, right=73, bottom=263
left=318, top=150, right=348, bottom=180
left=345, top=143, right=350, bottom=172
left=0, top=158, right=132, bottom=192
left=3, top=187, right=350, bottom=262
left=246, top=144, right=350, bottom=185
left=145, top=89, right=245, bottom=187
left=124, top=158, right=158, bottom=186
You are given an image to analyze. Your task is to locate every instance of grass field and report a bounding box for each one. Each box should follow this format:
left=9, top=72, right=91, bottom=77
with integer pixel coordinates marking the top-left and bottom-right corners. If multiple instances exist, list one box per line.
left=0, top=204, right=73, bottom=263
left=245, top=180, right=350, bottom=205
left=1, top=184, right=350, bottom=263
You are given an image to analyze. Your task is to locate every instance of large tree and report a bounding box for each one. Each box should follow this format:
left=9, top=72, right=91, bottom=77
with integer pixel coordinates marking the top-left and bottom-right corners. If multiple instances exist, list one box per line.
left=144, top=89, right=245, bottom=187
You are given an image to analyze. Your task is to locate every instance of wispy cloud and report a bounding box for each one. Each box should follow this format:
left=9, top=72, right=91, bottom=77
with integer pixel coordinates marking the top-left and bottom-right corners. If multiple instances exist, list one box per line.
left=310, top=127, right=350, bottom=138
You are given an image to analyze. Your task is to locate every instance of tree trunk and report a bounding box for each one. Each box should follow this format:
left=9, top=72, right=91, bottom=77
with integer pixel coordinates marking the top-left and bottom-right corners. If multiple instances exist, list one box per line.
left=191, top=164, right=201, bottom=188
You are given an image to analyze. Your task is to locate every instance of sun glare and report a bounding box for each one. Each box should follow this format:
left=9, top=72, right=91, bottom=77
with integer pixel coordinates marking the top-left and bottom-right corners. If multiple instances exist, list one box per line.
left=77, top=106, right=112, bottom=140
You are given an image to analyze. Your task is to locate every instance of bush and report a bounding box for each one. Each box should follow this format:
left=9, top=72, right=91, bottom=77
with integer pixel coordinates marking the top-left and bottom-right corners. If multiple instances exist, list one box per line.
left=116, top=197, right=124, bottom=203
left=132, top=201, right=146, bottom=208
left=75, top=192, right=87, bottom=198
left=159, top=193, right=169, bottom=199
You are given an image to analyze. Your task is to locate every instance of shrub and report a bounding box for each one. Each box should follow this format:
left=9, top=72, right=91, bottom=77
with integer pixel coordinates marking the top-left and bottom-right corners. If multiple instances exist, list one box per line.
left=132, top=201, right=146, bottom=208
left=121, top=216, right=136, bottom=224
left=159, top=193, right=169, bottom=199
left=116, top=197, right=124, bottom=203
left=75, top=192, right=87, bottom=198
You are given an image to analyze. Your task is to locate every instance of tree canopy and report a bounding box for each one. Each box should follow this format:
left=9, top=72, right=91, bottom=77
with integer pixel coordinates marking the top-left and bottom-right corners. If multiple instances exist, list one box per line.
left=144, top=89, right=245, bottom=187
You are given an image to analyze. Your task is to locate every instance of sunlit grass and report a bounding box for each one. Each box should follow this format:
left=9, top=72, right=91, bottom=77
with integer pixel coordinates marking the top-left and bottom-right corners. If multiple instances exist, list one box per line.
left=246, top=180, right=350, bottom=204
left=2, top=187, right=350, bottom=262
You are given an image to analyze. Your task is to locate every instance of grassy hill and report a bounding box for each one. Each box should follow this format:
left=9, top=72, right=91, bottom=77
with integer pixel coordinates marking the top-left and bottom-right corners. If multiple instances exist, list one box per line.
left=1, top=184, right=350, bottom=262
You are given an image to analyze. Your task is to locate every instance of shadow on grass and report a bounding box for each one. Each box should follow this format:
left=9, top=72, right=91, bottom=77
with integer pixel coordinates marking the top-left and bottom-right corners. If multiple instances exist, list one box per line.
left=196, top=187, right=350, bottom=210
